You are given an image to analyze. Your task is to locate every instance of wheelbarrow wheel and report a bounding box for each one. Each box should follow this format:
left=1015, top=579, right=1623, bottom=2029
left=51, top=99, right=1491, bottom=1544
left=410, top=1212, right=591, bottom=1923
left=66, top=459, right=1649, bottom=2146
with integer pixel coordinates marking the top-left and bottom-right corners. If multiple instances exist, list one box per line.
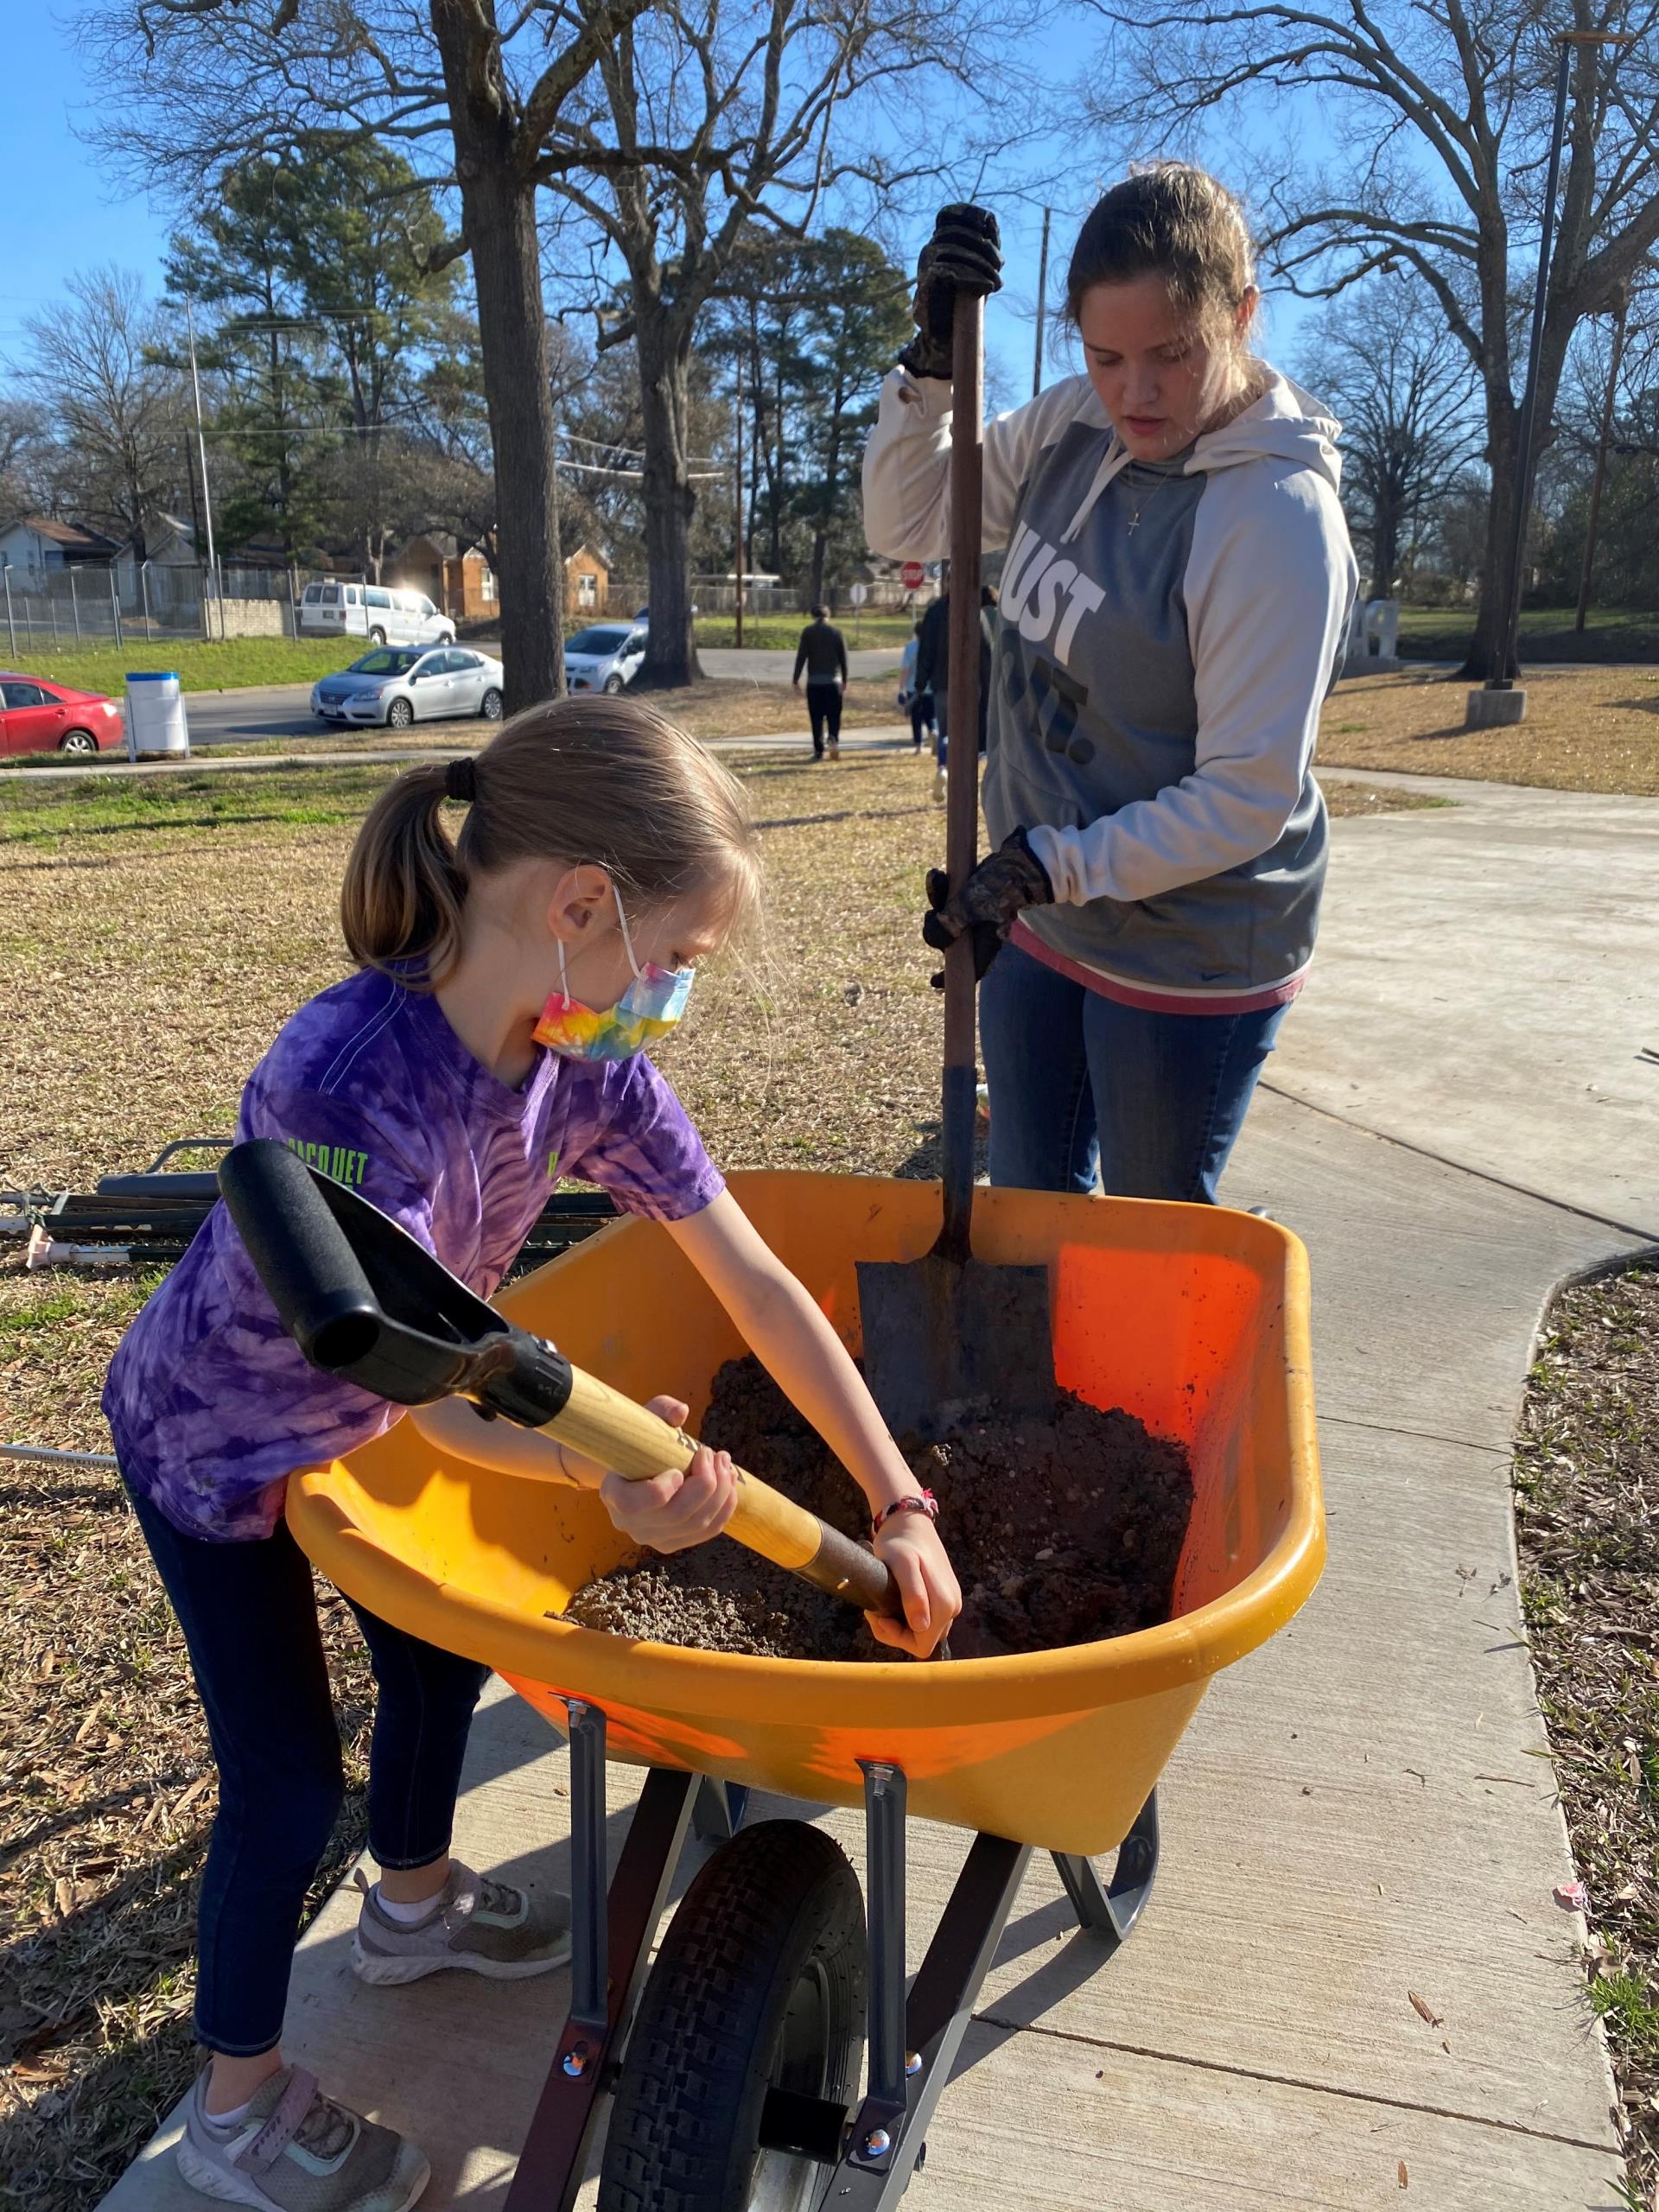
left=599, top=1820, right=866, bottom=2212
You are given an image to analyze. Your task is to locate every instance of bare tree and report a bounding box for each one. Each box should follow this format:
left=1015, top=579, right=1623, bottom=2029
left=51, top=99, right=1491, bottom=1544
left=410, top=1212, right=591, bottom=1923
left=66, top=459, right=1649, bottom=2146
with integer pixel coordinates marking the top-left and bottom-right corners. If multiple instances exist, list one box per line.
left=535, top=0, right=1023, bottom=686
left=1295, top=276, right=1483, bottom=596
left=77, top=0, right=650, bottom=710
left=16, top=269, right=186, bottom=556
left=0, top=400, right=51, bottom=518
left=1089, top=0, right=1659, bottom=677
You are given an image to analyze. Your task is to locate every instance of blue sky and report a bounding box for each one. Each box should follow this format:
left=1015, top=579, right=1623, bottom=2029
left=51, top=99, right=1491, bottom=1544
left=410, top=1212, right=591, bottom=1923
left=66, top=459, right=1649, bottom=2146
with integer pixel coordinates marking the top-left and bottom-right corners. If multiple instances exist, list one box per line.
left=0, top=11, right=181, bottom=358
left=5, top=7, right=1312, bottom=399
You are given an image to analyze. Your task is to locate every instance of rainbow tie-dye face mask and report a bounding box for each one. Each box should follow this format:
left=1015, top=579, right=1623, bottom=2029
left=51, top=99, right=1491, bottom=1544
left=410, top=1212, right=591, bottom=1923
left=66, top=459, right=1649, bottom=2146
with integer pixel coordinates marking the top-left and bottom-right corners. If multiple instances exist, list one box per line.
left=533, top=885, right=695, bottom=1062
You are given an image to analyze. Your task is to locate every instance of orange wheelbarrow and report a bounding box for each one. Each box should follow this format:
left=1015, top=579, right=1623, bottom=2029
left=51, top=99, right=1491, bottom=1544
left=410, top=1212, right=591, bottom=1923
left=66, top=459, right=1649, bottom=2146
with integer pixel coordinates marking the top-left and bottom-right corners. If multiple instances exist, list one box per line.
left=265, top=1167, right=1322, bottom=2210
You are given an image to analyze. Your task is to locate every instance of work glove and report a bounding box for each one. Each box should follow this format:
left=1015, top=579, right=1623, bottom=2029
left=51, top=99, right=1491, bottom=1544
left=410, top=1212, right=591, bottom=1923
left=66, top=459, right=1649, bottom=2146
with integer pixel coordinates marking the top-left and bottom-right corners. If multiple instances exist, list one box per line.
left=898, top=203, right=1003, bottom=381
left=923, top=826, right=1053, bottom=983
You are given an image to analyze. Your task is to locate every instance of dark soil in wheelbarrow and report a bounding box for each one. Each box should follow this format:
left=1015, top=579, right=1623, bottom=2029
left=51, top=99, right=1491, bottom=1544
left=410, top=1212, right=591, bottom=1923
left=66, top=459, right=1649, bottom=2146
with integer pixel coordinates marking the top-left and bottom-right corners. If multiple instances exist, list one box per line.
left=564, top=1356, right=1193, bottom=1661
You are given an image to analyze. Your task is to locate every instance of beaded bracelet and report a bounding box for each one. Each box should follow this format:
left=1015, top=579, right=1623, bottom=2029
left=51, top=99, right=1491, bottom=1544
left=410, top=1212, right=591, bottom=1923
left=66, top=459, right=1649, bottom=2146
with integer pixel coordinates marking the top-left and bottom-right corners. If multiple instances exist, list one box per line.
left=871, top=1489, right=939, bottom=1537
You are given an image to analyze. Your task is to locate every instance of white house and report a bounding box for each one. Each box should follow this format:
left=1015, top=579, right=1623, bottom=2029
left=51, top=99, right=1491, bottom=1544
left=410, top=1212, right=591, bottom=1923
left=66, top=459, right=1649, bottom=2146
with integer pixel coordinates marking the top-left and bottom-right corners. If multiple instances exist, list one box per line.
left=0, top=515, right=121, bottom=585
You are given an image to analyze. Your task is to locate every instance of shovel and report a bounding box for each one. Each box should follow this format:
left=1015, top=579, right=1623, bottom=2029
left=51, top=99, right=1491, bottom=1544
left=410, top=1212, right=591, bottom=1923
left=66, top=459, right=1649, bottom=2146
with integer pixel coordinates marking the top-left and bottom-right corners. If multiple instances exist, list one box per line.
left=856, top=283, right=1058, bottom=1442
left=218, top=1139, right=902, bottom=1625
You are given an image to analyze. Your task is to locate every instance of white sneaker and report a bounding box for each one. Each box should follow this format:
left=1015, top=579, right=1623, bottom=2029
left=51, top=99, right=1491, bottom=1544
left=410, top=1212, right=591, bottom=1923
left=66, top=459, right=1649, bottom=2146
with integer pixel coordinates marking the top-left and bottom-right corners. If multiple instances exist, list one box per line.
left=932, top=768, right=948, bottom=804
left=178, top=2065, right=429, bottom=2212
left=351, top=1862, right=571, bottom=1985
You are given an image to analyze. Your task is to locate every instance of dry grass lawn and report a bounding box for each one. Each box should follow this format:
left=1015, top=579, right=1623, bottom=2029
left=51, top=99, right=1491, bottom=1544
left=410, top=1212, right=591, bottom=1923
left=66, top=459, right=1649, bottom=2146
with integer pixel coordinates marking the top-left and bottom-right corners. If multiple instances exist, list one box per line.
left=1321, top=665, right=1659, bottom=796
left=0, top=753, right=1432, bottom=2207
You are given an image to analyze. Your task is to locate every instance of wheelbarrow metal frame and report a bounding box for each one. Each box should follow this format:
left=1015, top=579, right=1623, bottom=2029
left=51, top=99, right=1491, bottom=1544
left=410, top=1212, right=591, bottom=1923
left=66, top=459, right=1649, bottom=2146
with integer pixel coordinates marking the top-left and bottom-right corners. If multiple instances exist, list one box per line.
left=503, top=1698, right=1160, bottom=2211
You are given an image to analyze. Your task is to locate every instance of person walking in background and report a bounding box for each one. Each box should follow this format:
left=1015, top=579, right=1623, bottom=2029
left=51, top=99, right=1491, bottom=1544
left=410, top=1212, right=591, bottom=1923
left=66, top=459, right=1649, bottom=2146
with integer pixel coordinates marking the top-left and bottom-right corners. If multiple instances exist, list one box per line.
left=899, top=619, right=937, bottom=753
left=864, top=168, right=1356, bottom=1203
left=791, top=603, right=849, bottom=760
left=914, top=577, right=997, bottom=804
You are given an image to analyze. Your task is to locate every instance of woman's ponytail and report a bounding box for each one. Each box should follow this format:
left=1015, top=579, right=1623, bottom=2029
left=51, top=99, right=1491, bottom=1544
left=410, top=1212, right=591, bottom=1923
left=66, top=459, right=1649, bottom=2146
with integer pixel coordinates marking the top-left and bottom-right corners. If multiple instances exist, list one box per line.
left=340, top=760, right=469, bottom=985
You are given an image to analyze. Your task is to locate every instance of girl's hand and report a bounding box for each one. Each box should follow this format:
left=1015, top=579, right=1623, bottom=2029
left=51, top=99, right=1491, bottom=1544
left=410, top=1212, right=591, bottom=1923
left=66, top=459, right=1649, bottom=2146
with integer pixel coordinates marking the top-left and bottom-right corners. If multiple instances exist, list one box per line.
left=868, top=1514, right=961, bottom=1659
left=563, top=1395, right=740, bottom=1555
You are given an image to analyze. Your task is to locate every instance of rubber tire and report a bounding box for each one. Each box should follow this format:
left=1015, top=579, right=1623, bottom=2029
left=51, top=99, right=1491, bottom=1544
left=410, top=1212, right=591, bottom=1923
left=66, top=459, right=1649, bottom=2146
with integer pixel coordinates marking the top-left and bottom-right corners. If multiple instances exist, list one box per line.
left=480, top=687, right=503, bottom=721
left=58, top=729, right=99, bottom=756
left=599, top=1821, right=866, bottom=2212
left=602, top=671, right=626, bottom=694
left=368, top=626, right=387, bottom=645
left=385, top=696, right=415, bottom=729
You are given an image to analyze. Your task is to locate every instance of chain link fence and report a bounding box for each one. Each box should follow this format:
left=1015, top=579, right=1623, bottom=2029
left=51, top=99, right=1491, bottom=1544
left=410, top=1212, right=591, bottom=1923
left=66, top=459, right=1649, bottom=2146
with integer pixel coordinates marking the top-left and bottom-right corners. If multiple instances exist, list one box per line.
left=0, top=560, right=358, bottom=659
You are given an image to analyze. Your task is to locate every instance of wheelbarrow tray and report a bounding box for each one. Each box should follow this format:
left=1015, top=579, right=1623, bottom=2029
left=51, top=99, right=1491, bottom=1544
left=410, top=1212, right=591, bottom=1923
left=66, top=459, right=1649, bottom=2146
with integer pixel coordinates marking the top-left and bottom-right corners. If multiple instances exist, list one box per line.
left=287, top=1171, right=1322, bottom=1860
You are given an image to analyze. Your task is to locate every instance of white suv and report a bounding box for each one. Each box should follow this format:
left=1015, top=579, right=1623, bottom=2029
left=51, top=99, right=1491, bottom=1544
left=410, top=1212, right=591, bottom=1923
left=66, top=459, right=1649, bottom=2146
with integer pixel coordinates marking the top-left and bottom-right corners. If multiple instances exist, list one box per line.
left=298, top=581, right=455, bottom=648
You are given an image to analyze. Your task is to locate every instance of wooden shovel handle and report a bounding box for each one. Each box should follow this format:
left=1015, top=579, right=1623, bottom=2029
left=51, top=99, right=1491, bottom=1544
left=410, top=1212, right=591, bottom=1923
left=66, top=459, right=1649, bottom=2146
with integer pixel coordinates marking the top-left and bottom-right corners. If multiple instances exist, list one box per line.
left=939, top=283, right=986, bottom=1265
left=544, top=1366, right=900, bottom=1618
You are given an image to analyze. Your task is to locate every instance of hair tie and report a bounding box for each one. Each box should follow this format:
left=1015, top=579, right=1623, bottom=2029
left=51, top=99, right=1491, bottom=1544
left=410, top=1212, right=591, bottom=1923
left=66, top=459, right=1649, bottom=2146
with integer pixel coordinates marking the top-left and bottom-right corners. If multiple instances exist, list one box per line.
left=445, top=756, right=477, bottom=804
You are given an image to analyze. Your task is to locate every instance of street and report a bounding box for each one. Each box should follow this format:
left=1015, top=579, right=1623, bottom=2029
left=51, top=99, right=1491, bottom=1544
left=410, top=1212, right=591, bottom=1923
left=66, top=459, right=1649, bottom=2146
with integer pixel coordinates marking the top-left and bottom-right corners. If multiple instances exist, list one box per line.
left=175, top=645, right=903, bottom=749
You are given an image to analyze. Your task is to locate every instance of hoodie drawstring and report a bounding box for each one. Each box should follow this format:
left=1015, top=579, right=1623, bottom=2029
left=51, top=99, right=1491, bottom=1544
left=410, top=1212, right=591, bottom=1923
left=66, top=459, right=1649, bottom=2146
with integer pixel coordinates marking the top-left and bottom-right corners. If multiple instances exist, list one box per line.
left=1058, top=441, right=1135, bottom=545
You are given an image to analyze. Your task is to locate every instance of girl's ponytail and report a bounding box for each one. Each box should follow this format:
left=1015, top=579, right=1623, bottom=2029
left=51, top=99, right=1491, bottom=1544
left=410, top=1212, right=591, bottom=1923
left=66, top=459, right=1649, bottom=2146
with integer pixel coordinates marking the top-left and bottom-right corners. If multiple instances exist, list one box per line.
left=340, top=760, right=469, bottom=984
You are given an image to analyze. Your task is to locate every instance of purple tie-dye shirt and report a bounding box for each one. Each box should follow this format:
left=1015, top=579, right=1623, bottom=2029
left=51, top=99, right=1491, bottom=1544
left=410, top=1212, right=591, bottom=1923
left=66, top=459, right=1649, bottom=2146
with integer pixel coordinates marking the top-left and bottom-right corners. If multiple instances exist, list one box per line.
left=104, top=968, right=724, bottom=1543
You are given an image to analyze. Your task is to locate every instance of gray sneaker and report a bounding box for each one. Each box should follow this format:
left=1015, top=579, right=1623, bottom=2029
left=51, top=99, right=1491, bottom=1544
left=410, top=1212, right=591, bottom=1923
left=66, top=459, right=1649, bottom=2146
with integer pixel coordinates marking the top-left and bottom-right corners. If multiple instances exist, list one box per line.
left=177, top=2065, right=428, bottom=2212
left=351, top=1862, right=571, bottom=1986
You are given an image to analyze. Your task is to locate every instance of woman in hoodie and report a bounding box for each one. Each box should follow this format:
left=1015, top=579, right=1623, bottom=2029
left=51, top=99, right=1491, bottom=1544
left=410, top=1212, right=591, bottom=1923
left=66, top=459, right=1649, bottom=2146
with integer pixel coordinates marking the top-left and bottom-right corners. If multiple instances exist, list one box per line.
left=862, top=168, right=1357, bottom=1202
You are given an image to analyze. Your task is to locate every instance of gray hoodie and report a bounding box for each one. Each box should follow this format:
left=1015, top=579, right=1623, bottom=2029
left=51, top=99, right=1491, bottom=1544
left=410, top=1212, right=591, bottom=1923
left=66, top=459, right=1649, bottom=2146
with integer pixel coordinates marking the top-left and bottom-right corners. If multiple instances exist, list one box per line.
left=862, top=367, right=1357, bottom=1007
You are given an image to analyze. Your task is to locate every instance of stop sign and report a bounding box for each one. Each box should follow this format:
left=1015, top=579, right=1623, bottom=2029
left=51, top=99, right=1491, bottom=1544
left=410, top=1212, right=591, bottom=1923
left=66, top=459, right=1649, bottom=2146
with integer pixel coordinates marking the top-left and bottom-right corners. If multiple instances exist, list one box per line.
left=900, top=560, right=926, bottom=592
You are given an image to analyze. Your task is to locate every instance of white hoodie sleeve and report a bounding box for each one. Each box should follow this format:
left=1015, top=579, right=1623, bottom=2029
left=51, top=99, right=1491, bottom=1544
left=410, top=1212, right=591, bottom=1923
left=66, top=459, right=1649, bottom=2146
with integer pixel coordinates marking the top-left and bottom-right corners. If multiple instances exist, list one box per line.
left=1027, top=464, right=1357, bottom=906
left=861, top=370, right=1100, bottom=561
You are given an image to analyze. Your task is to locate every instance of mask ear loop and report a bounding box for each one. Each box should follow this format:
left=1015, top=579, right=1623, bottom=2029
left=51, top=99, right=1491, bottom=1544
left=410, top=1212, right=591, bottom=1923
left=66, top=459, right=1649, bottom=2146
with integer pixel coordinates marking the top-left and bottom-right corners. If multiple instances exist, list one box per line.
left=611, top=881, right=645, bottom=982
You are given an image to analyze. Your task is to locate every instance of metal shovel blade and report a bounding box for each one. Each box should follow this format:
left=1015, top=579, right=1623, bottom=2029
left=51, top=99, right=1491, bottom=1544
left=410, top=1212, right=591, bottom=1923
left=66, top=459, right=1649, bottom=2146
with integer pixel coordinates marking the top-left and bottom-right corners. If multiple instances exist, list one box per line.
left=856, top=1249, right=1057, bottom=1443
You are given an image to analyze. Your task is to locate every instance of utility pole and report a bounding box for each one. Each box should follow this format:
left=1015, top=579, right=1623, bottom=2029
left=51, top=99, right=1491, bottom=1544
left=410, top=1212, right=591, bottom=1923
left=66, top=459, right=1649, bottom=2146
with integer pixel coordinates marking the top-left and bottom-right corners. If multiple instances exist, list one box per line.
left=1574, top=285, right=1631, bottom=633
left=184, top=296, right=219, bottom=635
left=1033, top=207, right=1052, bottom=400
left=734, top=362, right=746, bottom=648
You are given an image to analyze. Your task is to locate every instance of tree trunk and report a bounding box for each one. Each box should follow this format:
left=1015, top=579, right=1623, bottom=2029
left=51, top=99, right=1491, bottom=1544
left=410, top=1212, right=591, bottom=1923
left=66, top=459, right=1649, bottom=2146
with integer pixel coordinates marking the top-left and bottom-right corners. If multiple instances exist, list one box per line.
left=1459, top=385, right=1522, bottom=682
left=808, top=389, right=846, bottom=607
left=771, top=353, right=786, bottom=575
left=633, top=304, right=701, bottom=689
left=430, top=0, right=563, bottom=712
left=1371, top=506, right=1397, bottom=603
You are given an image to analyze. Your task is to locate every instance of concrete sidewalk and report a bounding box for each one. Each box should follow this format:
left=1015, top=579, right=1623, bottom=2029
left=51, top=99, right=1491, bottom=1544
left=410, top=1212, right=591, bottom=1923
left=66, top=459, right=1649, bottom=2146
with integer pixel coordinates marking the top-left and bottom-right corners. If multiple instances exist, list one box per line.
left=100, top=783, right=1654, bottom=2209
left=1276, top=772, right=1659, bottom=1235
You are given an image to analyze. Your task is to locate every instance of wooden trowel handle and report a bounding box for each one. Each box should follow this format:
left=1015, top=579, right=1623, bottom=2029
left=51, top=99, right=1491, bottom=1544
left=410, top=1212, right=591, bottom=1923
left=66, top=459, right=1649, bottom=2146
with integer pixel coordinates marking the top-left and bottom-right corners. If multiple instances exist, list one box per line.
left=545, top=1367, right=900, bottom=1619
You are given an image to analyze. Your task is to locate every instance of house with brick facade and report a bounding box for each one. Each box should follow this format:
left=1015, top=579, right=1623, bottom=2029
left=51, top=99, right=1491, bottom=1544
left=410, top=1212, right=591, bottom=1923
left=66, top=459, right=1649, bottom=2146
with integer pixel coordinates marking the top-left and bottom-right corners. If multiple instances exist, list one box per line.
left=395, top=536, right=611, bottom=622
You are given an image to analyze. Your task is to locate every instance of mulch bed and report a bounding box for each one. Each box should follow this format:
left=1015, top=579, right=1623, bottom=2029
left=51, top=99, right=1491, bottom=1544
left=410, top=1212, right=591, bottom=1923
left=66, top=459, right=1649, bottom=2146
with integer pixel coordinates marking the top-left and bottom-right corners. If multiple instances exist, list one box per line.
left=1514, top=1262, right=1659, bottom=2211
left=565, top=1356, right=1193, bottom=1662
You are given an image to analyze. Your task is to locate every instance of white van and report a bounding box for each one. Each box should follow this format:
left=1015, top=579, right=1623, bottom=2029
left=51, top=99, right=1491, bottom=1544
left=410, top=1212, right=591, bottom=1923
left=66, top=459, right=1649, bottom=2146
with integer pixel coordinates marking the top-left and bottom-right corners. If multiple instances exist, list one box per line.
left=297, top=580, right=455, bottom=648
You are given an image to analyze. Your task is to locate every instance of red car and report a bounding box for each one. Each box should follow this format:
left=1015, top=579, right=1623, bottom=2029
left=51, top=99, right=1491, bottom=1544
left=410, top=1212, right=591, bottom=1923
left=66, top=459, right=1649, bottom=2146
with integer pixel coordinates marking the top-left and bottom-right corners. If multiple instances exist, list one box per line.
left=0, top=672, right=125, bottom=757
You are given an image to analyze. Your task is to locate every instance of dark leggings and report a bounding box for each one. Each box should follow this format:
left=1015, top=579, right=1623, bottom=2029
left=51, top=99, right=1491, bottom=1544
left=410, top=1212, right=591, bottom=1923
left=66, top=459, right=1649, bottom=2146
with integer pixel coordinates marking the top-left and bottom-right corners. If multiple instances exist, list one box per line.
left=908, top=690, right=935, bottom=747
left=126, top=1478, right=489, bottom=2056
left=805, top=677, right=842, bottom=753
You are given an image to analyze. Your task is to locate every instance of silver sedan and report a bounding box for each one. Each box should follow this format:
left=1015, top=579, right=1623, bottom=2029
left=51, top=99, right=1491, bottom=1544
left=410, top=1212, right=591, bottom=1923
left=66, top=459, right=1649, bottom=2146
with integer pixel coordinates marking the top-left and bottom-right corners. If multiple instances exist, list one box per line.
left=310, top=646, right=505, bottom=729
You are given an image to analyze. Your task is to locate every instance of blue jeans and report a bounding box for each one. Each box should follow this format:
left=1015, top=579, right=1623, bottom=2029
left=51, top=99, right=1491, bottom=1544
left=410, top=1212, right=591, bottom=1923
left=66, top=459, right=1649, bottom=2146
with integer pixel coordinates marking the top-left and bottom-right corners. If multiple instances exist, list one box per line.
left=978, top=939, right=1287, bottom=1201
left=126, top=1478, right=489, bottom=2056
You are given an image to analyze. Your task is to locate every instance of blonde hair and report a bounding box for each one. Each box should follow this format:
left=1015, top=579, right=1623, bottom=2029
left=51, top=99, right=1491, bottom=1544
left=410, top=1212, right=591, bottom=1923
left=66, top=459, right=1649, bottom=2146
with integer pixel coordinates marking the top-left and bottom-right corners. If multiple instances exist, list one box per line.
left=1065, top=164, right=1256, bottom=334
left=340, top=695, right=761, bottom=987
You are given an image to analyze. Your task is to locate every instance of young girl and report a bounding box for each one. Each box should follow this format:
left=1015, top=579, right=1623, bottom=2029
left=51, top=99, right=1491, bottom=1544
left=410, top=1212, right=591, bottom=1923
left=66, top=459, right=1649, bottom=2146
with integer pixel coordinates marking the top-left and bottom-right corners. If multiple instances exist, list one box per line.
left=105, top=696, right=960, bottom=2212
